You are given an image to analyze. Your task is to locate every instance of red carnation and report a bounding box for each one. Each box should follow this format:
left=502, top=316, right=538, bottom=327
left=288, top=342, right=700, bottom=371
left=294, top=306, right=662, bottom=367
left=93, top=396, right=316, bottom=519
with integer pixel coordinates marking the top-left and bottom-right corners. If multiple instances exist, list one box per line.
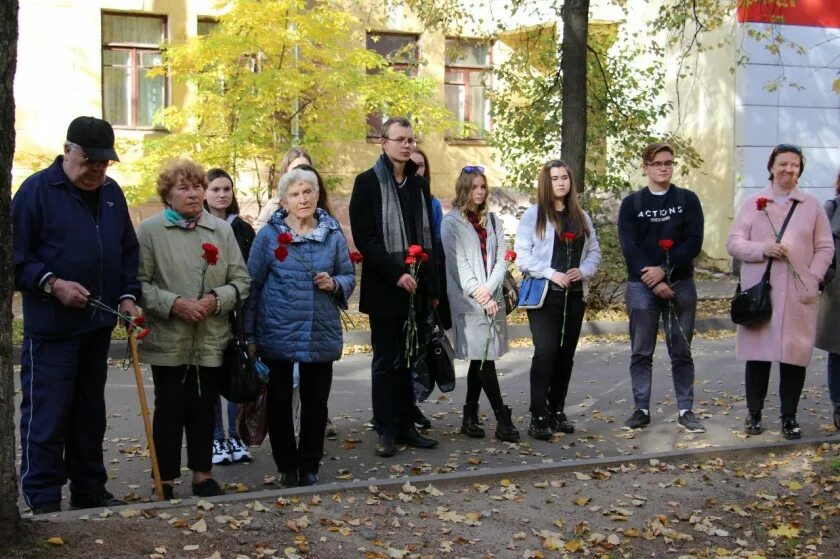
left=407, top=244, right=424, bottom=256
left=561, top=232, right=577, bottom=242
left=505, top=250, right=517, bottom=262
left=658, top=239, right=674, bottom=250
left=133, top=315, right=145, bottom=327
left=202, top=243, right=219, bottom=265
left=755, top=197, right=769, bottom=211
left=274, top=246, right=289, bottom=262
left=278, top=232, right=294, bottom=245
left=136, top=327, right=151, bottom=340
left=405, top=255, right=417, bottom=265
left=419, top=252, right=429, bottom=263
left=349, top=251, right=363, bottom=264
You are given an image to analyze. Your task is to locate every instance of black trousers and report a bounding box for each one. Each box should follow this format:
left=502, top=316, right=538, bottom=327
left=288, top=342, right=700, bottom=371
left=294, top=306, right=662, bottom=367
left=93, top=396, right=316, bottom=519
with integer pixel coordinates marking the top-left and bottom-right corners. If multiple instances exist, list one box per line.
left=745, top=360, right=806, bottom=417
left=369, top=313, right=422, bottom=437
left=265, top=360, right=333, bottom=475
left=526, top=290, right=586, bottom=417
left=151, top=365, right=219, bottom=481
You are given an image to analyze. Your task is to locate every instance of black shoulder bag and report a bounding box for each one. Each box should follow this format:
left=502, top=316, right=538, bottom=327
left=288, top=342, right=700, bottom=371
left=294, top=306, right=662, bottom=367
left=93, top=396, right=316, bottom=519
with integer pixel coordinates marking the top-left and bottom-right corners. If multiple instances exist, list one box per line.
left=730, top=201, right=798, bottom=327
left=218, top=285, right=261, bottom=403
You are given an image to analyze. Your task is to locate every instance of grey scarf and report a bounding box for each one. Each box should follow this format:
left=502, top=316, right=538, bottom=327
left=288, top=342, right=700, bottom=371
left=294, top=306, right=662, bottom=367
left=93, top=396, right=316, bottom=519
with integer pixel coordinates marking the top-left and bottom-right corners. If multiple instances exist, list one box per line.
left=374, top=154, right=432, bottom=262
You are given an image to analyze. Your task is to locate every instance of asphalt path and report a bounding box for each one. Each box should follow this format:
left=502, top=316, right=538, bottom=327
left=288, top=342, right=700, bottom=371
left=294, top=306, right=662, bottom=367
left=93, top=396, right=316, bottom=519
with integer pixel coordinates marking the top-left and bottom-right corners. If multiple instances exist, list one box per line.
left=12, top=331, right=839, bottom=510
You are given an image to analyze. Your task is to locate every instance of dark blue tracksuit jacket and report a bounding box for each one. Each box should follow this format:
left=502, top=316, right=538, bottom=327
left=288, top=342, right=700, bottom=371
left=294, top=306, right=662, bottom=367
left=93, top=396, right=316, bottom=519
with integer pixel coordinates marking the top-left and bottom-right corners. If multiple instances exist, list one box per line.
left=13, top=156, right=141, bottom=337
left=13, top=156, right=141, bottom=508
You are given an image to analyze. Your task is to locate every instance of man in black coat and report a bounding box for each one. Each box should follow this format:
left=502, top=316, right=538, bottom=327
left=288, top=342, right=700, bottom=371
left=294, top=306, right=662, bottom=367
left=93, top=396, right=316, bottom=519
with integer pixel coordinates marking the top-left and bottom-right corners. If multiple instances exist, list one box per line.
left=349, top=117, right=440, bottom=457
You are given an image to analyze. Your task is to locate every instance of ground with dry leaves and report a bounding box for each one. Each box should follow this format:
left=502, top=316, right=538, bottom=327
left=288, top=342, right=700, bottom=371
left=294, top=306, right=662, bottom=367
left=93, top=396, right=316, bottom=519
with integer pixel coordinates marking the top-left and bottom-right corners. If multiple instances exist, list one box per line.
left=6, top=443, right=840, bottom=559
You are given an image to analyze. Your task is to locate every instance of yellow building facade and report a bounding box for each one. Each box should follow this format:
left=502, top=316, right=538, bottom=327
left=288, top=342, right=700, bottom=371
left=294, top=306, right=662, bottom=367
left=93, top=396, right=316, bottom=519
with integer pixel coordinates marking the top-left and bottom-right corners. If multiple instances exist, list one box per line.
left=21, top=1, right=828, bottom=268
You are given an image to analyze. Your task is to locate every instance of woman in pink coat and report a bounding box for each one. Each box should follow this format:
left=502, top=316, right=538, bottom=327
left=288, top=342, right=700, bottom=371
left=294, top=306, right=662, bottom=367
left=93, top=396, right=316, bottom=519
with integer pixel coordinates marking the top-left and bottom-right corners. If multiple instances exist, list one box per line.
left=727, top=145, right=834, bottom=440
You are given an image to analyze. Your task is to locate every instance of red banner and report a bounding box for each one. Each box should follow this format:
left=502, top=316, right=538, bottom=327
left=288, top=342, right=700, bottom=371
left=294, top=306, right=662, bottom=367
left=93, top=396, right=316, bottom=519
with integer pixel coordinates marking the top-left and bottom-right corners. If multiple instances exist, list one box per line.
left=737, top=0, right=840, bottom=28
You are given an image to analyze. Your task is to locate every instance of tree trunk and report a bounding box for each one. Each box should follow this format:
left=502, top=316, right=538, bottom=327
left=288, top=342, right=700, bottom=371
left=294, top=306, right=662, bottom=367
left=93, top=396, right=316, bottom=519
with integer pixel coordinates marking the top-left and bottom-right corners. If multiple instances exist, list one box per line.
left=560, top=0, right=589, bottom=192
left=0, top=0, right=20, bottom=546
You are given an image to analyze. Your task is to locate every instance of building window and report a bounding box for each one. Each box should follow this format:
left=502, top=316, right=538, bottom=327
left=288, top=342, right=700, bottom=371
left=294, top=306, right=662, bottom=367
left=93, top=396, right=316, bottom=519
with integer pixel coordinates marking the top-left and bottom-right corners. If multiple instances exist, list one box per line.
left=197, top=18, right=218, bottom=37
left=102, top=13, right=166, bottom=128
left=445, top=39, right=491, bottom=139
left=365, top=32, right=419, bottom=136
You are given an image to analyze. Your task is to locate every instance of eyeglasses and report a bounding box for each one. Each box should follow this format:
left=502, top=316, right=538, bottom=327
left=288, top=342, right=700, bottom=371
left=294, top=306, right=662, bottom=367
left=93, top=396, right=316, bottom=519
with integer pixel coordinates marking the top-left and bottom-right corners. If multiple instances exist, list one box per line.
left=68, top=142, right=114, bottom=168
left=462, top=165, right=485, bottom=173
left=384, top=137, right=417, bottom=146
left=646, top=160, right=676, bottom=169
left=775, top=143, right=802, bottom=154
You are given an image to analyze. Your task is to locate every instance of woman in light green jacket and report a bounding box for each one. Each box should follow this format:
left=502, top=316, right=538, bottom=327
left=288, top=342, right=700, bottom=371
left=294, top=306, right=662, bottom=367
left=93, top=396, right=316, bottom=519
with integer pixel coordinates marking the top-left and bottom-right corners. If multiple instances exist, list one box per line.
left=137, top=159, right=250, bottom=500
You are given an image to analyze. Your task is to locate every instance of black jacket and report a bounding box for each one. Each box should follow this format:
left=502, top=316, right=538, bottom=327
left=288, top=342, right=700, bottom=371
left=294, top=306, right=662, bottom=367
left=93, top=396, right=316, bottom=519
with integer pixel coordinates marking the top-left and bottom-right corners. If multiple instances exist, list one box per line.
left=230, top=215, right=256, bottom=263
left=349, top=156, right=439, bottom=317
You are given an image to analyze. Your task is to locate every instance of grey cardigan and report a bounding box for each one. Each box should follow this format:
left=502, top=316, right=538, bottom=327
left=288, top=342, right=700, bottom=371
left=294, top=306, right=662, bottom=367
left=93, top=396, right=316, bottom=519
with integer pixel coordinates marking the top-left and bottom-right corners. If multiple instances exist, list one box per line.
left=441, top=210, right=507, bottom=315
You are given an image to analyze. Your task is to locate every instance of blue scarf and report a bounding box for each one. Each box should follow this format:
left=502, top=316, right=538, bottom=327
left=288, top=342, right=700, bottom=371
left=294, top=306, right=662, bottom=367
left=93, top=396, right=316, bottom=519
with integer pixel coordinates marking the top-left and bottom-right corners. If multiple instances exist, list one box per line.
left=164, top=206, right=202, bottom=230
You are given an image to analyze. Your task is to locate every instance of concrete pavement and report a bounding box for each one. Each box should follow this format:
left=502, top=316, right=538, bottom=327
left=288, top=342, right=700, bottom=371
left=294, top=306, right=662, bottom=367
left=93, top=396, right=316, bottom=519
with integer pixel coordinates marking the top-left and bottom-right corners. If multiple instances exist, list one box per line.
left=13, top=331, right=840, bottom=513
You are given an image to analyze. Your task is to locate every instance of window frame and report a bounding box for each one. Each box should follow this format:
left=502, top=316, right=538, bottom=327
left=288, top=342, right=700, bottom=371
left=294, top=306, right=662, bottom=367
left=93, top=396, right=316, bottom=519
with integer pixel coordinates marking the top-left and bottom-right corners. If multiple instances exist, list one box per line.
left=444, top=37, right=493, bottom=141
left=365, top=31, right=420, bottom=138
left=101, top=11, right=168, bottom=130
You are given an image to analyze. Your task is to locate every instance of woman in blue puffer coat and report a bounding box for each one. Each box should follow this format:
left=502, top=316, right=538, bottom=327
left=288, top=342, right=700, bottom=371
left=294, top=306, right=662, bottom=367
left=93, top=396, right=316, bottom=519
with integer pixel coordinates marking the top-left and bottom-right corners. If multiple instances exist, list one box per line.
left=244, top=168, right=355, bottom=488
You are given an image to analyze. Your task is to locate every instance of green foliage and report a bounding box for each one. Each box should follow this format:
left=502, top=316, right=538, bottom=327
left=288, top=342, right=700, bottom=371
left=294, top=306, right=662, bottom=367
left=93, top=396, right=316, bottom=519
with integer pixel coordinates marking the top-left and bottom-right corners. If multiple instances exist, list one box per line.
left=489, top=21, right=702, bottom=196
left=127, top=0, right=456, bottom=204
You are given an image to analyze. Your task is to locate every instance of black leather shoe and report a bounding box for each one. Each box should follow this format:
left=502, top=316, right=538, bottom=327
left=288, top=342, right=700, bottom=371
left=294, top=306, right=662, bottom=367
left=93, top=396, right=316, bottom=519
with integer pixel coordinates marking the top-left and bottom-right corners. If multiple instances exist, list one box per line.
left=782, top=416, right=802, bottom=440
left=299, top=472, right=318, bottom=487
left=152, top=484, right=175, bottom=501
left=744, top=410, right=763, bottom=435
left=31, top=502, right=61, bottom=515
left=192, top=479, right=224, bottom=497
left=375, top=434, right=397, bottom=457
left=834, top=407, right=840, bottom=430
left=280, top=470, right=299, bottom=488
left=70, top=490, right=126, bottom=509
left=395, top=427, right=439, bottom=448
left=412, top=406, right=432, bottom=430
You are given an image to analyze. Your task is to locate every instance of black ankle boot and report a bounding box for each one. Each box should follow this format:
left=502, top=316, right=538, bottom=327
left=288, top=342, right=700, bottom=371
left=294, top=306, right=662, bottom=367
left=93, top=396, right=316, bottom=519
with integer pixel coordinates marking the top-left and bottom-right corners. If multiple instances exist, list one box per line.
left=461, top=403, right=485, bottom=438
left=493, top=405, right=520, bottom=442
left=744, top=410, right=763, bottom=435
left=548, top=410, right=574, bottom=434
left=528, top=416, right=552, bottom=440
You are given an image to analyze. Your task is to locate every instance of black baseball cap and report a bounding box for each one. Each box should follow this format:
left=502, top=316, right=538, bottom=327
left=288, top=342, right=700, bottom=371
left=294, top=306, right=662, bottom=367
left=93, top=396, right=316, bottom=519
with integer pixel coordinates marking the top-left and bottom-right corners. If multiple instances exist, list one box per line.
left=66, top=116, right=119, bottom=162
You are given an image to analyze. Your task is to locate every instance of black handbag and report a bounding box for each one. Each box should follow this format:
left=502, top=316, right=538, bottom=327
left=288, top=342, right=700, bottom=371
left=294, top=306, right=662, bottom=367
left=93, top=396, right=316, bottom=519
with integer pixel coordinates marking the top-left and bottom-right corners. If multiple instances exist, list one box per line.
left=502, top=270, right=519, bottom=315
left=427, top=309, right=456, bottom=393
left=218, top=285, right=261, bottom=403
left=730, top=201, right=798, bottom=327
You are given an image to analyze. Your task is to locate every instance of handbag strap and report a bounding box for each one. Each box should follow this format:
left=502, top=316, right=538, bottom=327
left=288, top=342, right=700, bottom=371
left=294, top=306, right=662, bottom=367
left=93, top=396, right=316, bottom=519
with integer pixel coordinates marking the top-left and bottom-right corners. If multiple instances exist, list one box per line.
left=229, top=284, right=246, bottom=342
left=758, top=200, right=799, bottom=283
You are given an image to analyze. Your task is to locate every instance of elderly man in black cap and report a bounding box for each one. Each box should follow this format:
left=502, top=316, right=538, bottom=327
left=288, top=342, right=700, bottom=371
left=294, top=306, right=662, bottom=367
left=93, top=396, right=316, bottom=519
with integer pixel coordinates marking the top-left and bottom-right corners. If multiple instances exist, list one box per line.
left=12, top=116, right=141, bottom=514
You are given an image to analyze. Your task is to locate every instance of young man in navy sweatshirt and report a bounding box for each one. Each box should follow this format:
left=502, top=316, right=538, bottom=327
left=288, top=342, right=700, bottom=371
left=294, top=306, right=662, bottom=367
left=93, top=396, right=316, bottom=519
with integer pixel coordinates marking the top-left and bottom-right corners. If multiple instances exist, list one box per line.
left=617, top=142, right=706, bottom=433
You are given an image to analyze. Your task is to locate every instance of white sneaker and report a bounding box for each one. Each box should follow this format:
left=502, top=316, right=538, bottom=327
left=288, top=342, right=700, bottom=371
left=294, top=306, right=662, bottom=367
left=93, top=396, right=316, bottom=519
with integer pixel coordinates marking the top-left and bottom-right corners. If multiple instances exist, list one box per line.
left=211, top=438, right=232, bottom=465
left=228, top=435, right=252, bottom=463
left=325, top=418, right=337, bottom=437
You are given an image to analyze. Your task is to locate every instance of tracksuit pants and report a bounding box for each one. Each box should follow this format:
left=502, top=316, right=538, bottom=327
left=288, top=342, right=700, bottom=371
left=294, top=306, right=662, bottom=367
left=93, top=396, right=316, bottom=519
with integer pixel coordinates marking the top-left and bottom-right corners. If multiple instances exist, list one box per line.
left=19, top=328, right=112, bottom=508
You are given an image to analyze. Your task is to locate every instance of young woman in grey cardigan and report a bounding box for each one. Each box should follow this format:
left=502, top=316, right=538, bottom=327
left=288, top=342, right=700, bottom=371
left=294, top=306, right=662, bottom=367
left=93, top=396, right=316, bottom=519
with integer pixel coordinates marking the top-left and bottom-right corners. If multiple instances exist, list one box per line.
left=441, top=167, right=519, bottom=442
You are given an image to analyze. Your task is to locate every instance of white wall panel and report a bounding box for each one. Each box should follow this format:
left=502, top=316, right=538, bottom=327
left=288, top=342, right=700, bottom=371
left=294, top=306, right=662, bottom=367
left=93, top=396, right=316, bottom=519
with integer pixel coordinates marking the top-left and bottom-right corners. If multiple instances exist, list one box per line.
left=778, top=67, right=840, bottom=108
left=735, top=63, right=781, bottom=106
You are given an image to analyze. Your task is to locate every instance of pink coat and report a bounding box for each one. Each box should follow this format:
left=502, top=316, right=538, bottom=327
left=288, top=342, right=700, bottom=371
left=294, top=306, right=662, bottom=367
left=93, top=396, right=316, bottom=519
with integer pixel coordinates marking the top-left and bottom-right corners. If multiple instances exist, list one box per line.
left=727, top=187, right=834, bottom=367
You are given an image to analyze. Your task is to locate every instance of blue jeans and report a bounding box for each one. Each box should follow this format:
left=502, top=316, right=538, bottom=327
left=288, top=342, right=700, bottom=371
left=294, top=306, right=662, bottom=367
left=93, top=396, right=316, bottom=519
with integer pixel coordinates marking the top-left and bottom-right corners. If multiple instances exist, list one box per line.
left=213, top=397, right=238, bottom=440
left=625, top=280, right=697, bottom=411
left=828, top=353, right=840, bottom=408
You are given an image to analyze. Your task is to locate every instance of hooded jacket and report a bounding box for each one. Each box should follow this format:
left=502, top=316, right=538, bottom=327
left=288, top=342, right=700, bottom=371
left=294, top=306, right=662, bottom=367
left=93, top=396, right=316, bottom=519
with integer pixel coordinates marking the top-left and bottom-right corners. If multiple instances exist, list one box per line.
left=245, top=208, right=355, bottom=363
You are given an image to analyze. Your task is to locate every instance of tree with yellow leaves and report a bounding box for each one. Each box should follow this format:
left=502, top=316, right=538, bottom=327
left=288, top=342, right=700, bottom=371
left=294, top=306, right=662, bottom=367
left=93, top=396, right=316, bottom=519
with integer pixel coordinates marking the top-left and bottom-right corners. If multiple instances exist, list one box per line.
left=128, top=0, right=455, bottom=206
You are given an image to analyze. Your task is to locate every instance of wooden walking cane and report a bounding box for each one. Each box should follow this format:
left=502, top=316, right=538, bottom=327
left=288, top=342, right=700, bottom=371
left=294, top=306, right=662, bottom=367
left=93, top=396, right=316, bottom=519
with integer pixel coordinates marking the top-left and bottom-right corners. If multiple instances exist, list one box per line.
left=128, top=334, right=165, bottom=501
